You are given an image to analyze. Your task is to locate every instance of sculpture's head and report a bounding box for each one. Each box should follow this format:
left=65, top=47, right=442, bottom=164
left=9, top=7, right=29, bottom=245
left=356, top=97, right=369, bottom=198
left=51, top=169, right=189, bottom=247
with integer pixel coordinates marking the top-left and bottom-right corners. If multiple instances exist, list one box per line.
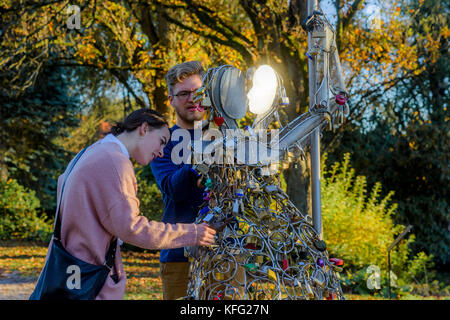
left=194, top=64, right=286, bottom=131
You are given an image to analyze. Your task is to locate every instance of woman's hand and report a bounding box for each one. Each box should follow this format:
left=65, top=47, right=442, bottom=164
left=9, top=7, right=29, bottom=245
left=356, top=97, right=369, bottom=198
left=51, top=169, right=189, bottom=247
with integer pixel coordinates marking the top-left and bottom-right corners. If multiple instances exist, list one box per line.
left=195, top=223, right=216, bottom=246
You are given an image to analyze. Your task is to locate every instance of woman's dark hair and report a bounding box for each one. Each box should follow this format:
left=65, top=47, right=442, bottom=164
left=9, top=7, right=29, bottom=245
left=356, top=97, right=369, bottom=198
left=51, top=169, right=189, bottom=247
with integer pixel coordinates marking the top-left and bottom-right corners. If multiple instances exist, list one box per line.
left=110, top=108, right=168, bottom=136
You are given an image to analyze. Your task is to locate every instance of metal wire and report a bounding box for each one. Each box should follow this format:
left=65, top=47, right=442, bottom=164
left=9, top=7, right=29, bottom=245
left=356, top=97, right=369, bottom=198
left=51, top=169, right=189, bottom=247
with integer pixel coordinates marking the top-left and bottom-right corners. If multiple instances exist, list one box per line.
left=185, top=165, right=344, bottom=300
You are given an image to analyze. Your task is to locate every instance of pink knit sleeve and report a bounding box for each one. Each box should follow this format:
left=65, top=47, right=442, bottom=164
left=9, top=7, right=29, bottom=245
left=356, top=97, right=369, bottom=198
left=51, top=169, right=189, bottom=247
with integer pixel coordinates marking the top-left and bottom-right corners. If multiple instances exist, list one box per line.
left=102, top=197, right=199, bottom=250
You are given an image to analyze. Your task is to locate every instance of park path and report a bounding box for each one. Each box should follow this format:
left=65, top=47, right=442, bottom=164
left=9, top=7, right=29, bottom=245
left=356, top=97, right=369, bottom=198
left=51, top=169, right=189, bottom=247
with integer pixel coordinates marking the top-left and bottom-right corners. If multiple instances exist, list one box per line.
left=0, top=271, right=36, bottom=300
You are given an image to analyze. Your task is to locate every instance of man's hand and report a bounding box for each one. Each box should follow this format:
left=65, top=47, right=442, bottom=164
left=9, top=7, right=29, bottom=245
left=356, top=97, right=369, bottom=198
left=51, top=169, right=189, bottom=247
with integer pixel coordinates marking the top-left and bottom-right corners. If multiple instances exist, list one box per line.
left=195, top=223, right=216, bottom=246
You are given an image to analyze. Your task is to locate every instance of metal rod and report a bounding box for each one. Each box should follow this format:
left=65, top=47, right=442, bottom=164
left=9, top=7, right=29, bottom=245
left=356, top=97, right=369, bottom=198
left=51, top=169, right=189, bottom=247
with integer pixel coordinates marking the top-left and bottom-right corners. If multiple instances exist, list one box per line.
left=308, top=0, right=322, bottom=239
left=387, top=224, right=413, bottom=299
left=311, top=128, right=322, bottom=238
left=388, top=251, right=391, bottom=299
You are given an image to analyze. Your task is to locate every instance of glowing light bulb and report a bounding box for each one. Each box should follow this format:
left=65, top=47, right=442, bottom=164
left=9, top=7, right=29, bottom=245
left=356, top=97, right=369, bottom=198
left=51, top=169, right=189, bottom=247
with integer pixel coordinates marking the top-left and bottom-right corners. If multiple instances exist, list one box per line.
left=247, top=65, right=278, bottom=115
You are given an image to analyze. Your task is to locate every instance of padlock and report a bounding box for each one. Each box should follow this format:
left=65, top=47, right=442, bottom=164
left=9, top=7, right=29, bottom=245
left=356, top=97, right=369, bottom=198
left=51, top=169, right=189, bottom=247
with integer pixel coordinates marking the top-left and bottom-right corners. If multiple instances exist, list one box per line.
left=197, top=176, right=206, bottom=188
left=317, top=258, right=324, bottom=267
left=305, top=282, right=314, bottom=298
left=335, top=93, right=347, bottom=106
left=209, top=199, right=217, bottom=208
left=202, top=213, right=215, bottom=223
left=202, top=94, right=212, bottom=107
left=314, top=240, right=327, bottom=252
left=235, top=188, right=244, bottom=197
left=298, top=251, right=308, bottom=260
left=329, top=257, right=343, bottom=266
left=313, top=276, right=325, bottom=288
left=239, top=198, right=245, bottom=213
left=255, top=209, right=264, bottom=219
left=268, top=218, right=279, bottom=229
left=267, top=268, right=278, bottom=282
left=265, top=185, right=279, bottom=194
left=244, top=263, right=258, bottom=272
left=199, top=206, right=210, bottom=216
left=214, top=272, right=225, bottom=281
left=326, top=292, right=336, bottom=300
left=202, top=255, right=210, bottom=266
left=247, top=180, right=260, bottom=192
left=204, top=178, right=213, bottom=188
left=232, top=199, right=240, bottom=214
left=203, top=191, right=212, bottom=201
left=307, top=46, right=321, bottom=57
left=286, top=151, right=295, bottom=162
left=281, top=96, right=290, bottom=106
left=246, top=235, right=257, bottom=244
left=312, top=30, right=326, bottom=38
left=230, top=248, right=240, bottom=255
left=282, top=259, right=288, bottom=271
left=214, top=116, right=225, bottom=127
left=193, top=163, right=209, bottom=176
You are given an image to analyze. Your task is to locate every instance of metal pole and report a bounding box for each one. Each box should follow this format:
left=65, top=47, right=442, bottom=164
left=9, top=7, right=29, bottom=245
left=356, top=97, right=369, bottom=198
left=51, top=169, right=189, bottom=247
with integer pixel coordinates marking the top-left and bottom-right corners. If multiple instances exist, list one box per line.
left=388, top=251, right=391, bottom=299
left=311, top=128, right=322, bottom=238
left=387, top=225, right=413, bottom=300
left=307, top=0, right=318, bottom=107
left=307, top=0, right=322, bottom=238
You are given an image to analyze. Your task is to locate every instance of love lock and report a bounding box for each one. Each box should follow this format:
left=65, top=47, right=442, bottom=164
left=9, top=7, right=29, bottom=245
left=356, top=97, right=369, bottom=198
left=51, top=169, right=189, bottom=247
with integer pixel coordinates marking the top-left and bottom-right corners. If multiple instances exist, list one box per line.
left=335, top=93, right=347, bottom=105
left=314, top=240, right=327, bottom=252
left=192, top=163, right=210, bottom=175
left=201, top=92, right=212, bottom=107
left=307, top=45, right=321, bottom=57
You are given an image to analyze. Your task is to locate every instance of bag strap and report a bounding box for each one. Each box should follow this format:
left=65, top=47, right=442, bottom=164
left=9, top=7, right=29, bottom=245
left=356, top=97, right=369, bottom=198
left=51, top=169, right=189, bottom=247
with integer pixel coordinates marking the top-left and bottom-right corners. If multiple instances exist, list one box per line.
left=54, top=147, right=88, bottom=240
left=53, top=147, right=117, bottom=270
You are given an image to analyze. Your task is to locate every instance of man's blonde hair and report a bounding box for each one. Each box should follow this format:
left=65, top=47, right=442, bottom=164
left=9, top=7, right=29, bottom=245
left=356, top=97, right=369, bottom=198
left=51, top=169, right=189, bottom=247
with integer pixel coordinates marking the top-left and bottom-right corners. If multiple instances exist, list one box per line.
left=165, top=61, right=205, bottom=95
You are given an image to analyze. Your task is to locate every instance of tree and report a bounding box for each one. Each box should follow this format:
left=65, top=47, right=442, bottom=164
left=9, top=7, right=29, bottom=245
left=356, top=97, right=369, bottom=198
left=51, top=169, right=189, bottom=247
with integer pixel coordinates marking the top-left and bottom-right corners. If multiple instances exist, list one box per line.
left=325, top=0, right=449, bottom=265
left=1, top=0, right=446, bottom=265
left=148, top=0, right=430, bottom=217
left=0, top=65, right=81, bottom=210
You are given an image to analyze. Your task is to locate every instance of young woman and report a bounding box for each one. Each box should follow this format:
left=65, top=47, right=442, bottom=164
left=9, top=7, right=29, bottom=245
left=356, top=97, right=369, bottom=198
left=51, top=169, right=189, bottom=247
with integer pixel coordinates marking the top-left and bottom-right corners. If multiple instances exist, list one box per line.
left=36, top=108, right=215, bottom=300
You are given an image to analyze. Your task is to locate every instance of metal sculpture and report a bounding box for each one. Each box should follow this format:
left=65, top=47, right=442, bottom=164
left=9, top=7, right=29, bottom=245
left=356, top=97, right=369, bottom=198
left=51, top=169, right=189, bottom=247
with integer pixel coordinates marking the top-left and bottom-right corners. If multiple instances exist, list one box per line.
left=183, top=0, right=349, bottom=300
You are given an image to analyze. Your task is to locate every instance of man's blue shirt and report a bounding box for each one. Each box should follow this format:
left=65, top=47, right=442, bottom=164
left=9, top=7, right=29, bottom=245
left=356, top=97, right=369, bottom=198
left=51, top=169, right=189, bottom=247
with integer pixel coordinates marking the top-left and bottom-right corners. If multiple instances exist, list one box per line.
left=150, top=125, right=204, bottom=263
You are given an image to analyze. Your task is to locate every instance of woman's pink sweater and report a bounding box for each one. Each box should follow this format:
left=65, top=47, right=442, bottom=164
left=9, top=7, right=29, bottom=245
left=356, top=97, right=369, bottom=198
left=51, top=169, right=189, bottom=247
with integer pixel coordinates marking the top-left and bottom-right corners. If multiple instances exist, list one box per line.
left=44, top=141, right=198, bottom=299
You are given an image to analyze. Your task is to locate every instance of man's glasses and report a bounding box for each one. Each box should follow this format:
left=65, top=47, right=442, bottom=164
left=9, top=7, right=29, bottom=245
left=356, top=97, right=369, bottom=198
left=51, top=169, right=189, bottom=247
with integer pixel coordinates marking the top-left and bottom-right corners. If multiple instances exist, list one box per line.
left=172, top=88, right=199, bottom=100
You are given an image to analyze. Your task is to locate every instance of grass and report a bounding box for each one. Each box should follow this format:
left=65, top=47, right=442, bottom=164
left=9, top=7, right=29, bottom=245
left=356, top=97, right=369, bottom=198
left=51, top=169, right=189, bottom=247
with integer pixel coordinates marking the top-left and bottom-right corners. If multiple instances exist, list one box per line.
left=1, top=241, right=448, bottom=300
left=0, top=241, right=162, bottom=300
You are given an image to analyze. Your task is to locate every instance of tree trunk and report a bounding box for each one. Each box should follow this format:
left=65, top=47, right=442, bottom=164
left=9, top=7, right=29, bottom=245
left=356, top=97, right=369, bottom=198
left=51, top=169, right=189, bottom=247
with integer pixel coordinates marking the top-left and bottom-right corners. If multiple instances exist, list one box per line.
left=284, top=152, right=312, bottom=217
left=278, top=32, right=311, bottom=218
left=0, top=162, right=8, bottom=181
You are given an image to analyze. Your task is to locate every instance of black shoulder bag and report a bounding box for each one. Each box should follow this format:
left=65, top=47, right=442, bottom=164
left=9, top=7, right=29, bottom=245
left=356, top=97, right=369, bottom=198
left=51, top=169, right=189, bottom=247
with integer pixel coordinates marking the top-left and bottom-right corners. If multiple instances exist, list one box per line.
left=30, top=148, right=118, bottom=300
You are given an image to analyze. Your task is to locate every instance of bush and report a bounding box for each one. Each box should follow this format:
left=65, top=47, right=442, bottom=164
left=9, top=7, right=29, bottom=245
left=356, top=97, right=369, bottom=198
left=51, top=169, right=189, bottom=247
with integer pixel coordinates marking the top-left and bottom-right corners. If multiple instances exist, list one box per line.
left=322, top=153, right=436, bottom=297
left=135, top=167, right=164, bottom=222
left=0, top=178, right=53, bottom=242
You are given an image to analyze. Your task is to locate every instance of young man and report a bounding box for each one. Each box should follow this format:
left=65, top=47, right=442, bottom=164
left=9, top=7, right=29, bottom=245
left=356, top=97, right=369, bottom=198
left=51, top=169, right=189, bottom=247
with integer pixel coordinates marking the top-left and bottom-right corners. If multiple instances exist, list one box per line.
left=150, top=61, right=207, bottom=300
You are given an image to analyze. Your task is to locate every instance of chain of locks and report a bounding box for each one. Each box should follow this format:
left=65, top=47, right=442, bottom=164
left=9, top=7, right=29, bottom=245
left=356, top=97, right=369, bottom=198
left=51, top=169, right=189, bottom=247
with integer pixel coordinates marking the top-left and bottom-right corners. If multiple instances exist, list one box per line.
left=184, top=161, right=345, bottom=300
